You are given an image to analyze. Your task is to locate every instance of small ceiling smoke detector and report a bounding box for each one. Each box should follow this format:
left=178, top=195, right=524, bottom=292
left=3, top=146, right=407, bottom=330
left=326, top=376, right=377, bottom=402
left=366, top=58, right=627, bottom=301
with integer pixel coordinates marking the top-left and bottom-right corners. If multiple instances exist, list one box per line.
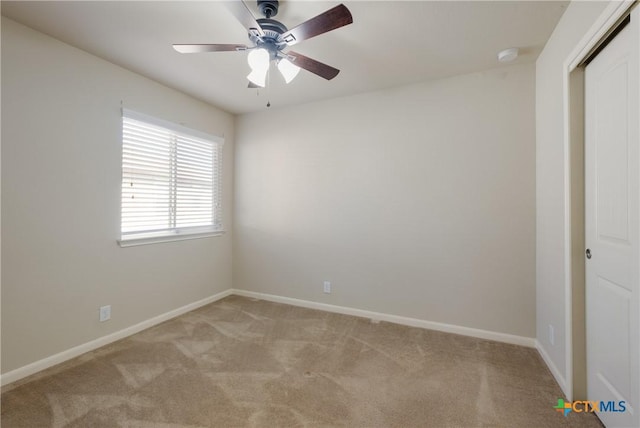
left=498, top=47, right=519, bottom=63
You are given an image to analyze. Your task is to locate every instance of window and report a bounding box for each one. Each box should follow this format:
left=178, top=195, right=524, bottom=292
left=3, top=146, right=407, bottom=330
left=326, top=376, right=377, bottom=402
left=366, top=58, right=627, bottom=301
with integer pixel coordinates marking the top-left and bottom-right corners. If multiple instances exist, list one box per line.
left=119, top=110, right=223, bottom=246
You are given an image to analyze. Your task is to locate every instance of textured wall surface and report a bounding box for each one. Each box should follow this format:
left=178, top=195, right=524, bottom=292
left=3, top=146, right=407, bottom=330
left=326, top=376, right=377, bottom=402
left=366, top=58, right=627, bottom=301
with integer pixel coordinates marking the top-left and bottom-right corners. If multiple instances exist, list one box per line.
left=235, top=64, right=536, bottom=338
left=1, top=18, right=235, bottom=373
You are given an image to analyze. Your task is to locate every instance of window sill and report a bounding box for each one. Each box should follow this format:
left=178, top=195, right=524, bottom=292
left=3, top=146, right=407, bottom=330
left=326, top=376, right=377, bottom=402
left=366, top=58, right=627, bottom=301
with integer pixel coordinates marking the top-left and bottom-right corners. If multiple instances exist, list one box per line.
left=118, top=230, right=225, bottom=247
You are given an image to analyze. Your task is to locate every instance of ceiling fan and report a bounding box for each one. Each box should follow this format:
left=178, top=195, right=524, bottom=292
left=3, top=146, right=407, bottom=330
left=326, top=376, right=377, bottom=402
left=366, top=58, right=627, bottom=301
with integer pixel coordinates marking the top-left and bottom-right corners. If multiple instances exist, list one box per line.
left=173, top=0, right=353, bottom=88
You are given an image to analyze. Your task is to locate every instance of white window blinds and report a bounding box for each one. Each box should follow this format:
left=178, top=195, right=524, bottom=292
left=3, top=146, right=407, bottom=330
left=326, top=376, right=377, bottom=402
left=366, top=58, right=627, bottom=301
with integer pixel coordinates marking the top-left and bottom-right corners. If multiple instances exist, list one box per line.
left=120, top=110, right=223, bottom=244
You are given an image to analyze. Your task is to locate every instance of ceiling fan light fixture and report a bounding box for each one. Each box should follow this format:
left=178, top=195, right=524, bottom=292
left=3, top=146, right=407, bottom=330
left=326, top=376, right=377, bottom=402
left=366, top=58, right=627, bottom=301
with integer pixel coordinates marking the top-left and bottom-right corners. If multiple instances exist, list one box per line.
left=247, top=48, right=270, bottom=87
left=278, top=58, right=301, bottom=83
left=248, top=48, right=270, bottom=70
left=247, top=68, right=268, bottom=87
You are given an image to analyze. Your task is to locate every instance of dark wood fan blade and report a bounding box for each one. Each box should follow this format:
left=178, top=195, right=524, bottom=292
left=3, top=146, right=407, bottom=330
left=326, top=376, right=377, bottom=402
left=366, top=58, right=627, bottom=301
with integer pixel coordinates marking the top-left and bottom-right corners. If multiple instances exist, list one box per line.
left=173, top=44, right=248, bottom=53
left=287, top=51, right=340, bottom=80
left=226, top=0, right=264, bottom=37
left=281, top=4, right=352, bottom=46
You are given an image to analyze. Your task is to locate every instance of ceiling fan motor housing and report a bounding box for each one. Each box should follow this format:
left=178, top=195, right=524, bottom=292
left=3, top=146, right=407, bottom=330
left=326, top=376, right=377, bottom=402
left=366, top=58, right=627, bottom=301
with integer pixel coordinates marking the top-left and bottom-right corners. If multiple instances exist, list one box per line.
left=257, top=0, right=279, bottom=18
left=250, top=18, right=288, bottom=59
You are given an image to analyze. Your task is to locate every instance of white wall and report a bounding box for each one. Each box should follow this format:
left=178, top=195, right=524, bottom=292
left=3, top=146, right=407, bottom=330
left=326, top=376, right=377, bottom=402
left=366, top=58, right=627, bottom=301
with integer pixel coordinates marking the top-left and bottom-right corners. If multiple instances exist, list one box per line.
left=535, top=0, right=609, bottom=395
left=234, top=63, right=536, bottom=338
left=1, top=18, right=234, bottom=374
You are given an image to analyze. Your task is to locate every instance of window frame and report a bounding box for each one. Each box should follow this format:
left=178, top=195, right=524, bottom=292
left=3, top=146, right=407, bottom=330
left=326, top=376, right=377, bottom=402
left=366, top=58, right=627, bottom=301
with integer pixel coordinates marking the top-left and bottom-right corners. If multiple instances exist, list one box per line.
left=118, top=109, right=224, bottom=247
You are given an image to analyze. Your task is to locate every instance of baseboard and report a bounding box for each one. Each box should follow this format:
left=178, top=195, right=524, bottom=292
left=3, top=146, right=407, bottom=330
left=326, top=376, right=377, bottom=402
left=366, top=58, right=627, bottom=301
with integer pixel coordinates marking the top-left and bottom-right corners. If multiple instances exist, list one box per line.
left=0, top=289, right=233, bottom=387
left=231, top=289, right=536, bottom=348
left=535, top=339, right=570, bottom=399
left=1, top=287, right=539, bottom=387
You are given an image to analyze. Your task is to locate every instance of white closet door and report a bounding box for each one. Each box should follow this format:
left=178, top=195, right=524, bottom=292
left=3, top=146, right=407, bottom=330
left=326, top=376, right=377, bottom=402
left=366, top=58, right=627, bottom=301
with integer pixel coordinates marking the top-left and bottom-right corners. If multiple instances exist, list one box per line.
left=585, top=8, right=639, bottom=428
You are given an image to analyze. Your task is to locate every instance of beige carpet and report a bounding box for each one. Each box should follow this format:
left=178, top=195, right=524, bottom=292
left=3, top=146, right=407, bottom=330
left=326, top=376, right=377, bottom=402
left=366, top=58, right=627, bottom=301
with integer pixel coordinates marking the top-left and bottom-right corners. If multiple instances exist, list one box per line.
left=2, top=295, right=603, bottom=427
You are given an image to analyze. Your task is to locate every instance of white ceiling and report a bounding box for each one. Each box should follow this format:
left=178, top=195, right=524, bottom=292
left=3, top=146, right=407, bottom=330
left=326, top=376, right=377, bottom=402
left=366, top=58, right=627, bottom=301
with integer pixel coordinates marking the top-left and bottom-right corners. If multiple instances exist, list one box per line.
left=1, top=1, right=568, bottom=114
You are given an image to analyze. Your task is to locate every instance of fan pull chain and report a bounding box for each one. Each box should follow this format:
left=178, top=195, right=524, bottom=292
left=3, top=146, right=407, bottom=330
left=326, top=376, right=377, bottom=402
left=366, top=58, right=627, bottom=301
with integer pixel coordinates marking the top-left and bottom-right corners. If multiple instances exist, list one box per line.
left=267, top=66, right=271, bottom=108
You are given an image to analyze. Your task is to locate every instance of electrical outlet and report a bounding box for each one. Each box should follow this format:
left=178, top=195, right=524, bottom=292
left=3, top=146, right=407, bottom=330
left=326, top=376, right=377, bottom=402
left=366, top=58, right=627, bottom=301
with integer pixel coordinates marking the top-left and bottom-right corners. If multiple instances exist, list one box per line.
left=100, top=305, right=111, bottom=322
left=323, top=281, right=331, bottom=294
left=548, top=324, right=554, bottom=346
